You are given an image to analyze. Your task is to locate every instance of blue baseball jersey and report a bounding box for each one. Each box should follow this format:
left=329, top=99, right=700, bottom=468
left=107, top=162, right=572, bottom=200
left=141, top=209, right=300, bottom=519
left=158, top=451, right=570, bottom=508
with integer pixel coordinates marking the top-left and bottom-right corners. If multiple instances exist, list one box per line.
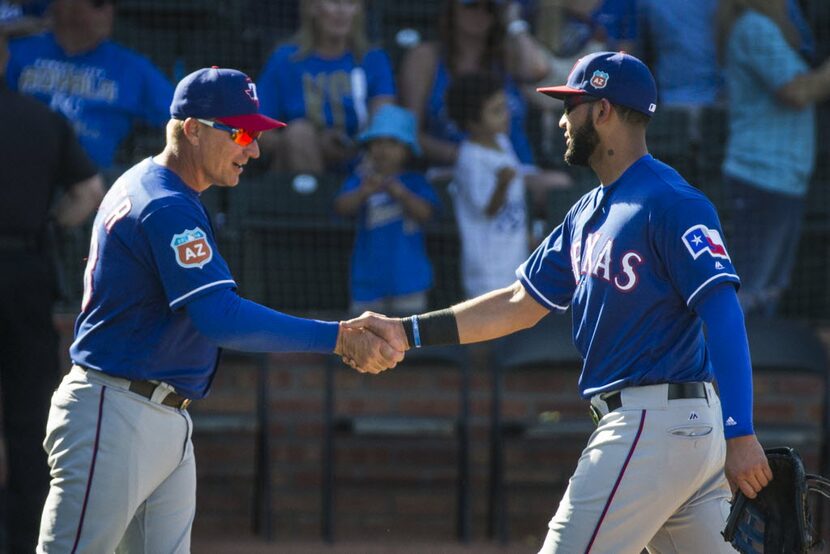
left=6, top=33, right=174, bottom=168
left=70, top=158, right=236, bottom=399
left=257, top=44, right=395, bottom=137
left=518, top=155, right=739, bottom=398
left=339, top=171, right=439, bottom=302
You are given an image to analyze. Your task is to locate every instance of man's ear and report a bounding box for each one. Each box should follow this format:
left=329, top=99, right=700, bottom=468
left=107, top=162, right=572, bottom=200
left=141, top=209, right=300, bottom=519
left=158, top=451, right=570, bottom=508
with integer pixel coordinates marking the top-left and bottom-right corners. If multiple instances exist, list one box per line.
left=593, top=98, right=614, bottom=126
left=182, top=118, right=201, bottom=145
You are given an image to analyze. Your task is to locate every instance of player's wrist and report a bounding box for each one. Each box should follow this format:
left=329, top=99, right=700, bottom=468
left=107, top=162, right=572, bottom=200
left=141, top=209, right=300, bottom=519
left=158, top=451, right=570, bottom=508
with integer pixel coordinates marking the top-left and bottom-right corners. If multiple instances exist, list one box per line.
left=399, top=309, right=460, bottom=348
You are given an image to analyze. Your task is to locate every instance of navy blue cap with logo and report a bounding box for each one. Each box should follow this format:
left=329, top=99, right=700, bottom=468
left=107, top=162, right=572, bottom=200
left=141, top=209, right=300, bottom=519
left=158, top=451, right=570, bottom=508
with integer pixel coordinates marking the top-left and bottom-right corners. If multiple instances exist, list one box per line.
left=170, top=66, right=285, bottom=131
left=537, top=51, right=658, bottom=117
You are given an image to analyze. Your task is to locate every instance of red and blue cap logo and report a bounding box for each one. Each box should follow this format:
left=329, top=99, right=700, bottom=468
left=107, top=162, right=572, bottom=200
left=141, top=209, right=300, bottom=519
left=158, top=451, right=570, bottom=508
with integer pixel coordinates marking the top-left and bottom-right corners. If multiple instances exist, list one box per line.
left=170, top=66, right=286, bottom=131
left=537, top=51, right=657, bottom=117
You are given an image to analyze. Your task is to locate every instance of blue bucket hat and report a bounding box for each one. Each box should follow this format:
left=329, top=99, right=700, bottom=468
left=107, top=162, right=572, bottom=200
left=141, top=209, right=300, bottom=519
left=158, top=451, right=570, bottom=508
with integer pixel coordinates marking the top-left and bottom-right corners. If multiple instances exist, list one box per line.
left=537, top=51, right=658, bottom=117
left=358, top=104, right=421, bottom=156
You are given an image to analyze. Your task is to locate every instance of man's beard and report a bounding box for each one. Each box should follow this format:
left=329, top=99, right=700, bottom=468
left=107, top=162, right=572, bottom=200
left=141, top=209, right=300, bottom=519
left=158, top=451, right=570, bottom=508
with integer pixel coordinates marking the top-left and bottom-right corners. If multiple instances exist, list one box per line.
left=564, top=111, right=600, bottom=167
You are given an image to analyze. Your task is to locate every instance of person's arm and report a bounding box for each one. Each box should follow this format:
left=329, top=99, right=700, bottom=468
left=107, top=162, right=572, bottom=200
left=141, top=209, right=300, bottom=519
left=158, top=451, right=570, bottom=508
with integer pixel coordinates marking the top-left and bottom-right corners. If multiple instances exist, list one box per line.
left=54, top=174, right=105, bottom=227
left=485, top=166, right=516, bottom=216
left=399, top=43, right=460, bottom=166
left=333, top=174, right=384, bottom=216
left=695, top=282, right=773, bottom=498
left=386, top=178, right=433, bottom=222
left=343, top=280, right=549, bottom=350
left=186, top=287, right=404, bottom=374
left=777, top=57, right=830, bottom=109
left=503, top=2, right=551, bottom=83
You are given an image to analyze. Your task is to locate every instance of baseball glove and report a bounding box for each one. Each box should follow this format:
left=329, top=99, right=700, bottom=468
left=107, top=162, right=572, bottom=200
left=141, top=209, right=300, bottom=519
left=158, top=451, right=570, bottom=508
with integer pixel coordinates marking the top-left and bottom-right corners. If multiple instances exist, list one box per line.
left=722, top=446, right=830, bottom=553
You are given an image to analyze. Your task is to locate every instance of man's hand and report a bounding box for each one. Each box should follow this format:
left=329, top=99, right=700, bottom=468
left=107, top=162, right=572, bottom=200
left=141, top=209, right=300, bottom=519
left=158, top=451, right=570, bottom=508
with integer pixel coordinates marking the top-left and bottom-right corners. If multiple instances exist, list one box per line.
left=342, top=311, right=410, bottom=352
left=334, top=323, right=404, bottom=374
left=725, top=434, right=774, bottom=499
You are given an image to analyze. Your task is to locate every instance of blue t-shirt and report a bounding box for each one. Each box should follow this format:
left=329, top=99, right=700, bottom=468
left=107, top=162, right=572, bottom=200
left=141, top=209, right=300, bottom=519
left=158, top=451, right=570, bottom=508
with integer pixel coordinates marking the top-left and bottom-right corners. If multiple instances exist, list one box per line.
left=257, top=44, right=396, bottom=137
left=518, top=155, right=740, bottom=399
left=637, top=0, right=722, bottom=106
left=722, top=11, right=814, bottom=197
left=427, top=60, right=534, bottom=165
left=6, top=33, right=174, bottom=168
left=70, top=158, right=236, bottom=399
left=339, top=171, right=439, bottom=302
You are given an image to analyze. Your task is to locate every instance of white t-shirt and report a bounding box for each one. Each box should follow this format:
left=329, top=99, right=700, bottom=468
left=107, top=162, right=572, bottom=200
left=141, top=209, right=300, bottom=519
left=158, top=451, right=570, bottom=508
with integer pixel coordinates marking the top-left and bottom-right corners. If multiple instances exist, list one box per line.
left=452, top=134, right=528, bottom=298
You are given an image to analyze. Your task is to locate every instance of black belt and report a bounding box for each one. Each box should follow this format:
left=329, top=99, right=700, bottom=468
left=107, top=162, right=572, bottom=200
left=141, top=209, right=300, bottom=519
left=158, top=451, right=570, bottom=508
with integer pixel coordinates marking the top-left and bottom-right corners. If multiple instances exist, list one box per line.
left=128, top=380, right=192, bottom=410
left=77, top=366, right=191, bottom=409
left=603, top=382, right=708, bottom=412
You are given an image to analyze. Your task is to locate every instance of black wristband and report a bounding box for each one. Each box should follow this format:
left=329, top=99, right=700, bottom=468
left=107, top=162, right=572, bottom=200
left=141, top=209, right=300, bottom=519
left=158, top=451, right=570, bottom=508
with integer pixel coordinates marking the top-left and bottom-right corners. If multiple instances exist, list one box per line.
left=400, top=317, right=416, bottom=349
left=414, top=308, right=460, bottom=347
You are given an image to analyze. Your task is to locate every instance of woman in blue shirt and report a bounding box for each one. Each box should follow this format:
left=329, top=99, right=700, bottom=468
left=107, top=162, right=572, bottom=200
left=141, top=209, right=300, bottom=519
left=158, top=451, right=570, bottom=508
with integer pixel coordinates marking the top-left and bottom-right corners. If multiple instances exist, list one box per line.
left=258, top=0, right=396, bottom=174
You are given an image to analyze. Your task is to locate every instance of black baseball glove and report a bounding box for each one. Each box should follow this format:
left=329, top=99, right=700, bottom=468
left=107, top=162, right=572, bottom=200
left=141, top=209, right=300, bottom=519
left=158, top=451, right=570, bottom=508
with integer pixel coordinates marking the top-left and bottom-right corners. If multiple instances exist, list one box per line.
left=722, top=446, right=830, bottom=553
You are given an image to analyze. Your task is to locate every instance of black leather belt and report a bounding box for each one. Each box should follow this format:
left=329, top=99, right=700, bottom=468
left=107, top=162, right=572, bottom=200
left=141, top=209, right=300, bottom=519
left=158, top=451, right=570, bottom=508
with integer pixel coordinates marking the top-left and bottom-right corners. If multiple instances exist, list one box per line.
left=77, top=366, right=191, bottom=409
left=603, top=382, right=708, bottom=412
left=128, top=380, right=192, bottom=410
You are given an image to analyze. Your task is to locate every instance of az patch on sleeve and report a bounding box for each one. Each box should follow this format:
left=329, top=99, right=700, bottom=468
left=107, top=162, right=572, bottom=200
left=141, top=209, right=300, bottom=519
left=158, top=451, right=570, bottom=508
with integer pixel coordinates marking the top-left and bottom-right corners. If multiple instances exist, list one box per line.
left=681, top=224, right=730, bottom=260
left=171, top=227, right=213, bottom=269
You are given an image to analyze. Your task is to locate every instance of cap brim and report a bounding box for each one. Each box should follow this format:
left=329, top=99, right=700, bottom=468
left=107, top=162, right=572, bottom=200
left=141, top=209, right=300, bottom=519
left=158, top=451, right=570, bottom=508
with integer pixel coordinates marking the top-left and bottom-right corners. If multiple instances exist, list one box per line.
left=217, top=113, right=286, bottom=131
left=536, top=86, right=588, bottom=99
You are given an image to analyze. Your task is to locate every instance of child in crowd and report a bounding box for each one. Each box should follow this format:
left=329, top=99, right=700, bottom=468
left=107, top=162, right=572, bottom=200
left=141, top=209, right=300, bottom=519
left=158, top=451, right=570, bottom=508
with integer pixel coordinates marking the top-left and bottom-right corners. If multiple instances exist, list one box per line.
left=334, top=104, right=439, bottom=316
left=447, top=73, right=529, bottom=299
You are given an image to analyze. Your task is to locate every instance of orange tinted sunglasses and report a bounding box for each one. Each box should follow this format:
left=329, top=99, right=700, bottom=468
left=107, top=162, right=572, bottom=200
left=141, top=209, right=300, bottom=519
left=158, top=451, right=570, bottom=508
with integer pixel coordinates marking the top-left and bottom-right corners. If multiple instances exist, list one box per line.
left=197, top=118, right=261, bottom=146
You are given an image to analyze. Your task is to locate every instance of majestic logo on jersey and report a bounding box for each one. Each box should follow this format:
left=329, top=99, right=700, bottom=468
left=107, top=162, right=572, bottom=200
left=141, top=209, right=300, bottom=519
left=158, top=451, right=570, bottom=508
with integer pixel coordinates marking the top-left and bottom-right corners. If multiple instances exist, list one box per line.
left=682, top=225, right=730, bottom=260
left=171, top=227, right=213, bottom=269
left=590, top=70, right=609, bottom=89
left=571, top=233, right=644, bottom=292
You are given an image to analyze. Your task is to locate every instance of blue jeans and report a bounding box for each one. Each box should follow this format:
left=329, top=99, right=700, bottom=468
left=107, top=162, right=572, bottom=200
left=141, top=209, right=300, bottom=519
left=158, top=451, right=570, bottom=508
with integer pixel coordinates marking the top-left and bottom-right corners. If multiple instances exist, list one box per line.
left=725, top=175, right=805, bottom=317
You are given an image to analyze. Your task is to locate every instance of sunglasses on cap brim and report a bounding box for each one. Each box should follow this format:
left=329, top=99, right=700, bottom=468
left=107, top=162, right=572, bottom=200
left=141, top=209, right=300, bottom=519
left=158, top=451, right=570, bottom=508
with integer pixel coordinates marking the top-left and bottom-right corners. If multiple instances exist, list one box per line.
left=197, top=118, right=261, bottom=146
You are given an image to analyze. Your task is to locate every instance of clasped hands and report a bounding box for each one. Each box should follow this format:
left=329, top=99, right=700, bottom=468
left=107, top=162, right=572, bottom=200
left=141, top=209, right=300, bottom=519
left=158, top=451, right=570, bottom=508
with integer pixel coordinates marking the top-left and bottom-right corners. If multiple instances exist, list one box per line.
left=334, top=312, right=410, bottom=374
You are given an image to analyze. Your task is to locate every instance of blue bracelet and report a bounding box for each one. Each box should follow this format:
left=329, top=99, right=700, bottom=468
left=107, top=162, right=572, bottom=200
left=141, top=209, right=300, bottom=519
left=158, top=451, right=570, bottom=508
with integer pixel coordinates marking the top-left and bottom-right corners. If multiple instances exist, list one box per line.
left=411, top=315, right=422, bottom=348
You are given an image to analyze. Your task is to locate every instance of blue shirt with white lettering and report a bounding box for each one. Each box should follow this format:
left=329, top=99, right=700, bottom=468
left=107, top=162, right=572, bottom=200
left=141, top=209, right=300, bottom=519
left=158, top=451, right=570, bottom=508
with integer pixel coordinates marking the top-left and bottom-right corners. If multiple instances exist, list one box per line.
left=338, top=171, right=439, bottom=302
left=70, top=158, right=236, bottom=399
left=6, top=33, right=173, bottom=168
left=257, top=44, right=396, bottom=137
left=518, top=155, right=739, bottom=398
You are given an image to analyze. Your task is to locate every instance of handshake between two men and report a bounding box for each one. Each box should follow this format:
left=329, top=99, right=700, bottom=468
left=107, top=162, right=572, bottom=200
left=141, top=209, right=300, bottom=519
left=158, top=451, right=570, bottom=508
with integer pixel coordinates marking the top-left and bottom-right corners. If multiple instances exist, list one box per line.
left=333, top=312, right=412, bottom=374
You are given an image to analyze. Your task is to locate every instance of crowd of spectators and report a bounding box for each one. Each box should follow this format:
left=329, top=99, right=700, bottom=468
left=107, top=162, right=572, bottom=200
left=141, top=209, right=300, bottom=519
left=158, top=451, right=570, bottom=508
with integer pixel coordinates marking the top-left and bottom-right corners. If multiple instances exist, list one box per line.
left=3, top=0, right=829, bottom=318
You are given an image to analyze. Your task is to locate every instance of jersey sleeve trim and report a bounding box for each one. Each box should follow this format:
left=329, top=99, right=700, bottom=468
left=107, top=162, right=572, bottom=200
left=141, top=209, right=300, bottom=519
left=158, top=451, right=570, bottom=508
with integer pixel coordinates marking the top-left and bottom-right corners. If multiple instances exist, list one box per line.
left=170, top=279, right=237, bottom=309
left=518, top=271, right=569, bottom=312
left=686, top=273, right=740, bottom=307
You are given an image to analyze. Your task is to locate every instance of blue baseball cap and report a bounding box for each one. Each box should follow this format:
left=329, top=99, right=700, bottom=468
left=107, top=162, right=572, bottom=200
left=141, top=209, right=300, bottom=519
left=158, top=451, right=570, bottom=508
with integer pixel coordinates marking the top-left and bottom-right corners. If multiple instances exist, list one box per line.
left=537, top=51, right=657, bottom=117
left=170, top=66, right=286, bottom=131
left=358, top=104, right=421, bottom=156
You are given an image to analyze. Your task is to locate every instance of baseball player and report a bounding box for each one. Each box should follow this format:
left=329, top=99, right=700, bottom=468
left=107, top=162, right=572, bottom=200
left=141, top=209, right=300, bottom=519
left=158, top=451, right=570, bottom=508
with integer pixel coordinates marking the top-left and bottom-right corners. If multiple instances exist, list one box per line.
left=346, top=52, right=772, bottom=553
left=37, top=67, right=404, bottom=553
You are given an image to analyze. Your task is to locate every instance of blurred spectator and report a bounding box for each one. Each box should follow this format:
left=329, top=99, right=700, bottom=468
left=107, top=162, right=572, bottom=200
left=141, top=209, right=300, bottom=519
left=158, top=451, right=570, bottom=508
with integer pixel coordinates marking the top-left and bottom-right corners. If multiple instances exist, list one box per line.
left=636, top=0, right=721, bottom=108
left=716, top=0, right=830, bottom=317
left=399, top=0, right=548, bottom=168
left=257, top=0, right=395, bottom=175
left=447, top=73, right=529, bottom=298
left=334, top=104, right=438, bottom=315
left=531, top=0, right=636, bottom=88
left=5, top=0, right=173, bottom=169
left=400, top=0, right=570, bottom=208
left=0, top=0, right=50, bottom=36
left=0, top=30, right=104, bottom=553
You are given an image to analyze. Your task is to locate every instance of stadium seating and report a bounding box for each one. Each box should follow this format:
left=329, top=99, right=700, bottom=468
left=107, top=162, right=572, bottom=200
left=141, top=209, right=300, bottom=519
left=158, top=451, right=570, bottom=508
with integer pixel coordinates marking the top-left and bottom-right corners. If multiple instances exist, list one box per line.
left=487, top=314, right=586, bottom=543
left=321, top=345, right=472, bottom=542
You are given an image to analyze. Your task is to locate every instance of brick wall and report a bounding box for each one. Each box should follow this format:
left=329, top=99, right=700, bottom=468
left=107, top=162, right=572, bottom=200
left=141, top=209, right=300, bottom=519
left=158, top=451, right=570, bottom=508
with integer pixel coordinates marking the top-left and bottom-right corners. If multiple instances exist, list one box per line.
left=14, top=315, right=830, bottom=544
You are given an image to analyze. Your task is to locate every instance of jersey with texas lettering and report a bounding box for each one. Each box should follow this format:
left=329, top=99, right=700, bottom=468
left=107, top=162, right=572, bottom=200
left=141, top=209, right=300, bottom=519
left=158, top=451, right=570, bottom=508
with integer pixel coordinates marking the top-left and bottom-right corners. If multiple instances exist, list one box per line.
left=70, top=158, right=235, bottom=399
left=518, top=155, right=739, bottom=398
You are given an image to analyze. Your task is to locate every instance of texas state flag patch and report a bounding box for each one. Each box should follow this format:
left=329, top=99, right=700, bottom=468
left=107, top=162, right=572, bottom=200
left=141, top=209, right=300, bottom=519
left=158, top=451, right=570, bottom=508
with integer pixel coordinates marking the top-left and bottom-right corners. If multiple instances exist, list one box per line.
left=682, top=224, right=730, bottom=260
